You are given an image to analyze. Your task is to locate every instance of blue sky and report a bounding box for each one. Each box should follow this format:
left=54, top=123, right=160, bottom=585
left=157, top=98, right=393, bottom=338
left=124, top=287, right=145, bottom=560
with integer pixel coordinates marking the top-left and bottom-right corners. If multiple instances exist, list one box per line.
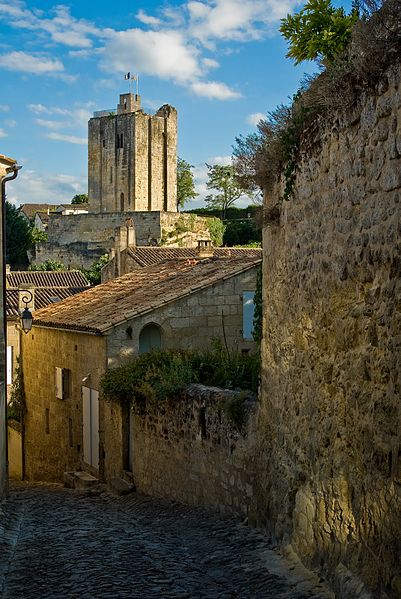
left=0, top=0, right=352, bottom=209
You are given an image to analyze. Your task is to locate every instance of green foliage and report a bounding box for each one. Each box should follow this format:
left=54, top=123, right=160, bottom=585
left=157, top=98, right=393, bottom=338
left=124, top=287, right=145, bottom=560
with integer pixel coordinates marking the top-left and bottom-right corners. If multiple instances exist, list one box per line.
left=5, top=201, right=31, bottom=268
left=252, top=266, right=263, bottom=343
left=81, top=254, right=109, bottom=286
left=101, top=343, right=260, bottom=413
left=206, top=217, right=225, bottom=247
left=233, top=96, right=320, bottom=202
left=223, top=219, right=261, bottom=246
left=71, top=193, right=88, bottom=205
left=205, top=164, right=245, bottom=219
left=29, top=259, right=66, bottom=271
left=30, top=227, right=48, bottom=244
left=177, top=157, right=198, bottom=209
left=280, top=0, right=358, bottom=64
left=186, top=204, right=260, bottom=221
left=8, top=359, right=25, bottom=423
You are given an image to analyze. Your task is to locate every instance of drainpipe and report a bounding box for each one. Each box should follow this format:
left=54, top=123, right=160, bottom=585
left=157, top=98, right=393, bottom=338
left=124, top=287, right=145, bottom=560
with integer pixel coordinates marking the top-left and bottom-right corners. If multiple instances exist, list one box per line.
left=1, top=164, right=22, bottom=495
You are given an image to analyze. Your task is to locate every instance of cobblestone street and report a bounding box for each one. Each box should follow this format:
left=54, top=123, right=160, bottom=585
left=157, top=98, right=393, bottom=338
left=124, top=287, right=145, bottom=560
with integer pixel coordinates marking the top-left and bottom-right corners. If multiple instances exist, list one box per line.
left=0, top=484, right=333, bottom=599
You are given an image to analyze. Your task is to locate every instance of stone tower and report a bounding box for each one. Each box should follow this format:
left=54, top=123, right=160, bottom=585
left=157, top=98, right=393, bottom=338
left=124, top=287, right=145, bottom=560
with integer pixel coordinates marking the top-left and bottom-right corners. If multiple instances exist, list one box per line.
left=88, top=93, right=177, bottom=213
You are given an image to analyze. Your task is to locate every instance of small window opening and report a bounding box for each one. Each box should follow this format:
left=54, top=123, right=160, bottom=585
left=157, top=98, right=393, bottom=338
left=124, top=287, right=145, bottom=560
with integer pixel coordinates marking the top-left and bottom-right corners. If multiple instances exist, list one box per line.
left=102, top=139, right=105, bottom=148
left=45, top=408, right=50, bottom=434
left=110, top=167, right=113, bottom=183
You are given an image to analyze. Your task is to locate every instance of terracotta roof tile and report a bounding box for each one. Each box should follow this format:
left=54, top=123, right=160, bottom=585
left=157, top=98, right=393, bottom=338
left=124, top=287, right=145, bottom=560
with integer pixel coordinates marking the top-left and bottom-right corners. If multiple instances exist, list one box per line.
left=6, top=287, right=89, bottom=318
left=33, top=256, right=261, bottom=334
left=19, top=204, right=58, bottom=219
left=127, top=246, right=261, bottom=267
left=6, top=270, right=89, bottom=289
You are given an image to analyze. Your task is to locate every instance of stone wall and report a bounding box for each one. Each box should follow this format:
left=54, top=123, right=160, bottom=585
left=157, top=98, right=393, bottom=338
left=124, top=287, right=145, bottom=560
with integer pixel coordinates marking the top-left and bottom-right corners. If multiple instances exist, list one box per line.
left=259, top=63, right=401, bottom=597
left=7, top=420, right=22, bottom=480
left=88, top=96, right=177, bottom=214
left=34, top=211, right=212, bottom=269
left=107, top=385, right=258, bottom=516
left=22, top=328, right=105, bottom=481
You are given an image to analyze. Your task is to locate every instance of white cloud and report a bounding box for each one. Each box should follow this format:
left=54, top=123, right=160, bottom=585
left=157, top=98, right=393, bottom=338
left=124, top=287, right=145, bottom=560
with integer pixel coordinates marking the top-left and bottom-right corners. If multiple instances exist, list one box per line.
left=190, top=80, right=241, bottom=100
left=29, top=103, right=92, bottom=130
left=5, top=119, right=16, bottom=128
left=190, top=155, right=252, bottom=208
left=45, top=132, right=87, bottom=145
left=202, top=57, right=219, bottom=69
left=188, top=0, right=301, bottom=44
left=0, top=104, right=10, bottom=112
left=35, top=119, right=65, bottom=130
left=0, top=128, right=7, bottom=138
left=247, top=112, right=265, bottom=126
left=0, top=51, right=64, bottom=74
left=8, top=168, right=87, bottom=206
left=101, top=29, right=201, bottom=83
left=27, top=103, right=49, bottom=114
left=0, top=2, right=101, bottom=49
left=136, top=10, right=162, bottom=27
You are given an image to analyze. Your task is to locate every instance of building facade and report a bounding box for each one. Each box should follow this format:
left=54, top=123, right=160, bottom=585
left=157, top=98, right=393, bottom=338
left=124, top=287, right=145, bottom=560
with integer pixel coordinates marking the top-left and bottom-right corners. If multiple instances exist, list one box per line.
left=21, top=255, right=260, bottom=483
left=88, top=94, right=177, bottom=214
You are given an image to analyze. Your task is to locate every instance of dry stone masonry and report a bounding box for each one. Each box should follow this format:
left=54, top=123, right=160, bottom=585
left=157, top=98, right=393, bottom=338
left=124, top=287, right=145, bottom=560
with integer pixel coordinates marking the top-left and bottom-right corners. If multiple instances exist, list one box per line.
left=258, top=62, right=401, bottom=597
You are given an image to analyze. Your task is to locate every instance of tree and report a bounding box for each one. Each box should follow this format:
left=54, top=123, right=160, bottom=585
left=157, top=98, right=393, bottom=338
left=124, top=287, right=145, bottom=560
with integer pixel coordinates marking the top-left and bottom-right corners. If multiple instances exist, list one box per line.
left=177, top=158, right=197, bottom=210
left=29, top=259, right=66, bottom=271
left=205, top=164, right=243, bottom=219
left=30, top=227, right=48, bottom=244
left=71, top=193, right=88, bottom=204
left=5, top=201, right=32, bottom=268
left=280, top=0, right=358, bottom=64
left=81, top=254, right=109, bottom=286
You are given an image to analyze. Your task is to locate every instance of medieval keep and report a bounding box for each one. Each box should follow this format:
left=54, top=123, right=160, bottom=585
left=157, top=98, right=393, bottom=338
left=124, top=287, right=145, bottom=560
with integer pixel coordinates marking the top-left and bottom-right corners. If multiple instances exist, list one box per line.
left=32, top=93, right=210, bottom=270
left=88, top=94, right=177, bottom=214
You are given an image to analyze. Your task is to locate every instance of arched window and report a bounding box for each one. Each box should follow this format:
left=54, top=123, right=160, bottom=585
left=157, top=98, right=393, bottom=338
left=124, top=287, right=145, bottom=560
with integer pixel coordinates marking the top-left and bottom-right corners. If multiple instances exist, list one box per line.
left=139, top=323, right=162, bottom=354
left=120, top=192, right=125, bottom=212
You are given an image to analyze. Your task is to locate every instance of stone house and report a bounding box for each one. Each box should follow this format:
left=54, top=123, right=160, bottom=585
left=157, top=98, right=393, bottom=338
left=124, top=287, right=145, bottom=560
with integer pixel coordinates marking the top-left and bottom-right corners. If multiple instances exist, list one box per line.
left=6, top=269, right=90, bottom=395
left=21, top=254, right=261, bottom=483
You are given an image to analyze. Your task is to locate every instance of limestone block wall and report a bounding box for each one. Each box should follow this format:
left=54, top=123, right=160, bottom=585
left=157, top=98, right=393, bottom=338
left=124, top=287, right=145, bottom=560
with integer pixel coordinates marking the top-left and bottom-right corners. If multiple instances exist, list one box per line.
left=107, top=385, right=258, bottom=516
left=105, top=267, right=258, bottom=368
left=88, top=103, right=177, bottom=213
left=259, top=63, right=401, bottom=597
left=7, top=421, right=22, bottom=480
left=22, top=328, right=105, bottom=482
left=34, top=212, right=212, bottom=269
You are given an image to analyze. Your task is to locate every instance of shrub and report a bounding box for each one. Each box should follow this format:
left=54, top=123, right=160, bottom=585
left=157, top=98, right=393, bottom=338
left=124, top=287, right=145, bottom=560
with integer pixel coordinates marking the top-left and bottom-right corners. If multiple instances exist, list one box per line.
left=101, top=343, right=260, bottom=413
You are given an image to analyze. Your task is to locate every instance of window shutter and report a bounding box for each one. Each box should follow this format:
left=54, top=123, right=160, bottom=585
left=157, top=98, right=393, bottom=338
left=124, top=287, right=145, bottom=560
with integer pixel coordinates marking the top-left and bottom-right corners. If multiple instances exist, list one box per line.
left=55, top=367, right=63, bottom=399
left=7, top=346, right=13, bottom=385
left=242, top=291, right=255, bottom=340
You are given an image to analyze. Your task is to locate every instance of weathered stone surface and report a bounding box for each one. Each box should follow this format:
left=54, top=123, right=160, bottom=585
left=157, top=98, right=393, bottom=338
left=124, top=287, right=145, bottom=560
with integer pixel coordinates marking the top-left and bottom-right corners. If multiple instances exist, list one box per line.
left=0, top=483, right=334, bottom=598
left=258, top=62, right=401, bottom=597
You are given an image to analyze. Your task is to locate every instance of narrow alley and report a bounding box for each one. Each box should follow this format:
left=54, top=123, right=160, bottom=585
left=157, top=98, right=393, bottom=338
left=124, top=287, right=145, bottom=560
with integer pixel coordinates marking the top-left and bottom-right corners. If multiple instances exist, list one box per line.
left=0, top=484, right=332, bottom=599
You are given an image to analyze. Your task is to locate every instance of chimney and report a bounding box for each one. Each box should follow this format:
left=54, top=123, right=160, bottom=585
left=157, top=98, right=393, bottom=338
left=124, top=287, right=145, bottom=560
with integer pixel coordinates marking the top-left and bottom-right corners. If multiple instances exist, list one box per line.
left=197, top=239, right=214, bottom=259
left=5, top=264, right=10, bottom=274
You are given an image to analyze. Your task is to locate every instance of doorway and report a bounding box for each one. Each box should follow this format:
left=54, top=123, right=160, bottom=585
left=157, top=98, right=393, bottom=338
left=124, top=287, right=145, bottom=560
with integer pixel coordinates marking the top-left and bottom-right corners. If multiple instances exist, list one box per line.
left=82, top=387, right=99, bottom=469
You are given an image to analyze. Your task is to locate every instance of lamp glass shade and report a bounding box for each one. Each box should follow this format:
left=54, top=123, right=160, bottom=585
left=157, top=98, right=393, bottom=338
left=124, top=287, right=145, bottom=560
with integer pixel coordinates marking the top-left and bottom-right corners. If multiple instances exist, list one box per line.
left=21, top=307, right=33, bottom=334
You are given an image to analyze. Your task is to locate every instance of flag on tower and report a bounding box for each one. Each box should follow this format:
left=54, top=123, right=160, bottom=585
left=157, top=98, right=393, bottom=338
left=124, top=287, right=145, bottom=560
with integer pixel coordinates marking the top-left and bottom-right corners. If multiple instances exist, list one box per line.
left=124, top=72, right=130, bottom=80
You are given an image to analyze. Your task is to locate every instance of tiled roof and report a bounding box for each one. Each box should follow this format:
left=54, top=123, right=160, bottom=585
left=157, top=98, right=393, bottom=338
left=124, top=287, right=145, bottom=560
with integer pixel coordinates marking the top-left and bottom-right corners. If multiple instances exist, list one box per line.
left=58, top=203, right=89, bottom=211
left=6, top=270, right=89, bottom=289
left=19, top=204, right=58, bottom=219
left=6, top=288, right=89, bottom=318
left=33, top=256, right=261, bottom=334
left=127, top=246, right=262, bottom=267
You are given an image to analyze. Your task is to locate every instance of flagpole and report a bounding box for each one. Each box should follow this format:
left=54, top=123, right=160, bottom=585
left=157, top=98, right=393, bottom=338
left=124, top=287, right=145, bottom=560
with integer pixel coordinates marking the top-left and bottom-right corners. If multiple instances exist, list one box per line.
left=136, top=74, right=139, bottom=96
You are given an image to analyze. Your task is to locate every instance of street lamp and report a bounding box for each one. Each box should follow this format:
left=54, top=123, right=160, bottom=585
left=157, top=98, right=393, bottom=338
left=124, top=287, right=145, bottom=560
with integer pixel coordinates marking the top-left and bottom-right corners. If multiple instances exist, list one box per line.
left=20, top=290, right=33, bottom=334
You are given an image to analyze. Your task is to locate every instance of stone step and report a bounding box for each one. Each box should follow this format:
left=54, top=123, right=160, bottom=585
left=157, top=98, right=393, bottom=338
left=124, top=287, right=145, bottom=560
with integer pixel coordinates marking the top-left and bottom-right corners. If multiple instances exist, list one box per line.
left=63, top=470, right=100, bottom=491
left=108, top=477, right=135, bottom=496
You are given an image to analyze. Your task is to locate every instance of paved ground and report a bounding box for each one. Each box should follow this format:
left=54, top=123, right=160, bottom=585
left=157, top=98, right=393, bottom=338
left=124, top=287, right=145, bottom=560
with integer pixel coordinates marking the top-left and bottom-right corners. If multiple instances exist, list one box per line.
left=0, top=484, right=333, bottom=599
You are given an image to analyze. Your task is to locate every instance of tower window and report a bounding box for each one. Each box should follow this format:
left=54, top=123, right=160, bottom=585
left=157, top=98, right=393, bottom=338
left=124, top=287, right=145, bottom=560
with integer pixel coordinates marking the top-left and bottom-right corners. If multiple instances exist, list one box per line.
left=102, top=139, right=105, bottom=148
left=116, top=133, right=124, bottom=149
